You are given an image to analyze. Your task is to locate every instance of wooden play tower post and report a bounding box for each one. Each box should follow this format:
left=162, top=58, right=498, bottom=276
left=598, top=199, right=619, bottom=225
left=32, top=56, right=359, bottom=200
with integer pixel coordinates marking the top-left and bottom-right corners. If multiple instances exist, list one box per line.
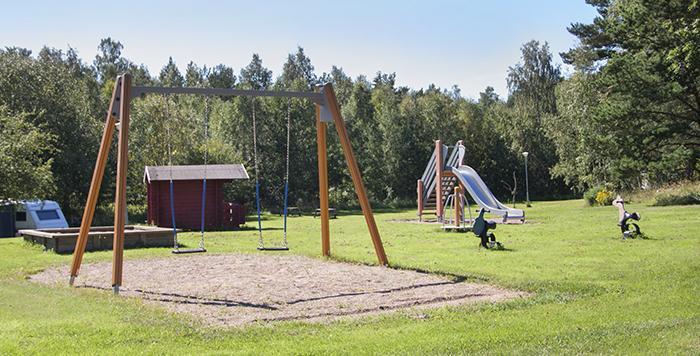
left=454, top=185, right=462, bottom=227
left=435, top=140, right=444, bottom=222
left=416, top=179, right=424, bottom=222
left=68, top=75, right=388, bottom=294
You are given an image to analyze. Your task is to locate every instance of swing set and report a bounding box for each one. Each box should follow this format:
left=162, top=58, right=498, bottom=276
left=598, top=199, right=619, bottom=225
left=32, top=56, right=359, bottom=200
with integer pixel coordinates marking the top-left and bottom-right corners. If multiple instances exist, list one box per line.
left=162, top=95, right=210, bottom=254
left=251, top=98, right=293, bottom=251
left=162, top=93, right=287, bottom=253
left=68, top=73, right=389, bottom=294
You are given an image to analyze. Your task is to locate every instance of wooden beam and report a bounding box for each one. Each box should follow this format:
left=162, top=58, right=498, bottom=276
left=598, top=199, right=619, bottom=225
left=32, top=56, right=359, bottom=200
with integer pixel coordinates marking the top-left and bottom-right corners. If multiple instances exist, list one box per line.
left=69, top=77, right=121, bottom=285
left=435, top=140, right=443, bottom=222
left=321, top=84, right=388, bottom=266
left=112, top=74, right=132, bottom=294
left=315, top=95, right=330, bottom=257
left=131, top=86, right=326, bottom=104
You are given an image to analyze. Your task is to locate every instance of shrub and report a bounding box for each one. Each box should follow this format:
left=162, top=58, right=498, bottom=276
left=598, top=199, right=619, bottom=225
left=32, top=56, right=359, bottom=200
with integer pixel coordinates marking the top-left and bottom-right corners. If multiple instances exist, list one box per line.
left=92, top=204, right=148, bottom=225
left=584, top=187, right=597, bottom=206
left=328, top=186, right=358, bottom=210
left=595, top=190, right=614, bottom=206
left=584, top=186, right=614, bottom=206
left=652, top=181, right=700, bottom=206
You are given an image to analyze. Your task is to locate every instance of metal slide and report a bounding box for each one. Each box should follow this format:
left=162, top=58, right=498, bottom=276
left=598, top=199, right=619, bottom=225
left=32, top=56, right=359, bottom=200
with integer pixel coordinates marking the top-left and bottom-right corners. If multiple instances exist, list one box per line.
left=448, top=165, right=525, bottom=221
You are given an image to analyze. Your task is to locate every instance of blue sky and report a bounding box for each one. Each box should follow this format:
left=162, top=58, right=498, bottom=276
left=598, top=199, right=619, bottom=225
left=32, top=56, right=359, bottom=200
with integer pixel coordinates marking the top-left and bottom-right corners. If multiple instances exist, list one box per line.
left=1, top=1, right=597, bottom=99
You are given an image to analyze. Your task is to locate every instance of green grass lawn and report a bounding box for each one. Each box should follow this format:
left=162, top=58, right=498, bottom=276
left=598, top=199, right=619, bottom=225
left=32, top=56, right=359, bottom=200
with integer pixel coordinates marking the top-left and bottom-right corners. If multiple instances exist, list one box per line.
left=1, top=200, right=698, bottom=354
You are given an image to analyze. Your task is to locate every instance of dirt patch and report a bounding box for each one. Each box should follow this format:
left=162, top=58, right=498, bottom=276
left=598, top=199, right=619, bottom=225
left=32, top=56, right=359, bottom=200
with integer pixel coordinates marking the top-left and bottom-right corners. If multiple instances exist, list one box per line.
left=31, top=254, right=526, bottom=326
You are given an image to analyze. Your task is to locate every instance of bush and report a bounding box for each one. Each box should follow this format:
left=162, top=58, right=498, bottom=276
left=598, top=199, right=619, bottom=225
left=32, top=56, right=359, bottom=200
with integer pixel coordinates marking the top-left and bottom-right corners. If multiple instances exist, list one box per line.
left=127, top=204, right=147, bottom=224
left=652, top=181, right=700, bottom=206
left=584, top=187, right=597, bottom=206
left=92, top=204, right=148, bottom=226
left=584, top=186, right=614, bottom=206
left=328, top=186, right=359, bottom=210
left=654, top=193, right=699, bottom=206
left=595, top=190, right=614, bottom=205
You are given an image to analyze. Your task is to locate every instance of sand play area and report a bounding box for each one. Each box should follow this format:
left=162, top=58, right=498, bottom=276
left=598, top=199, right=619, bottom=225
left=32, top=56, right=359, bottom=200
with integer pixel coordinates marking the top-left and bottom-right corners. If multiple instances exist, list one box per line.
left=32, top=254, right=526, bottom=326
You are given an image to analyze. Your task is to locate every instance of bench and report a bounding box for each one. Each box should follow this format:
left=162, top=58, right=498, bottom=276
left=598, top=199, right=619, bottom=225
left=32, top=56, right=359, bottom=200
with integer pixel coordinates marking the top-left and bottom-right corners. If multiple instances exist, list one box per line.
left=277, top=207, right=303, bottom=216
left=287, top=207, right=303, bottom=217
left=313, top=208, right=337, bottom=219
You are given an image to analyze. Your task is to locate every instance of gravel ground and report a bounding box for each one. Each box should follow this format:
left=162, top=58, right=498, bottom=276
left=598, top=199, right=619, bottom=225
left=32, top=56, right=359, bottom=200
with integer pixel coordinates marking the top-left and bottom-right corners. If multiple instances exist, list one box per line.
left=32, top=254, right=526, bottom=326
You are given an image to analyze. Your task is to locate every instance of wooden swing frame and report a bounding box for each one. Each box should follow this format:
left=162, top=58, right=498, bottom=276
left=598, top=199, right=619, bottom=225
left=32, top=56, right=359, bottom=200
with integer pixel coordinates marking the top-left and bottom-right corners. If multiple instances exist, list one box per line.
left=68, top=73, right=389, bottom=294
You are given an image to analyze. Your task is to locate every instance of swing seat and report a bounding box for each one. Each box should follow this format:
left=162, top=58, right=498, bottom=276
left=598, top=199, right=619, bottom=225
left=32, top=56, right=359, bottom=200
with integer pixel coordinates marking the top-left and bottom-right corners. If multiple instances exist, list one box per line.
left=257, top=246, right=289, bottom=251
left=172, top=248, right=207, bottom=254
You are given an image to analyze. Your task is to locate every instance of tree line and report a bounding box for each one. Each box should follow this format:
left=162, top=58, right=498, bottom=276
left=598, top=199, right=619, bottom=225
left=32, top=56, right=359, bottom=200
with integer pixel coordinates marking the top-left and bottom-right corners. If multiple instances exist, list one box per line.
left=1, top=0, right=697, bottom=222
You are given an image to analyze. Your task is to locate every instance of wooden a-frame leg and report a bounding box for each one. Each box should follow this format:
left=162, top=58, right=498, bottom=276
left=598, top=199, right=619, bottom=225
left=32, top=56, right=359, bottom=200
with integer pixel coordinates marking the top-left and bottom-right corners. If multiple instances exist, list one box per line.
left=69, top=76, right=122, bottom=285
left=321, top=84, right=388, bottom=266
left=112, top=74, right=132, bottom=294
left=316, top=101, right=330, bottom=257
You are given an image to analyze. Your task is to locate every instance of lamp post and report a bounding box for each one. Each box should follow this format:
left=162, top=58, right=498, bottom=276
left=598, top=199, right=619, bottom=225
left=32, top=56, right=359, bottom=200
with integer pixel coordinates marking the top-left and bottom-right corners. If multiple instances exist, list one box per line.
left=522, top=151, right=531, bottom=207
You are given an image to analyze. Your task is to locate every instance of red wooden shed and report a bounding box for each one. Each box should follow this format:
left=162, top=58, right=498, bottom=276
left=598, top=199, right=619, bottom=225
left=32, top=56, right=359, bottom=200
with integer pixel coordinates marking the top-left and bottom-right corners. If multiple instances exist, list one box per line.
left=144, top=164, right=249, bottom=230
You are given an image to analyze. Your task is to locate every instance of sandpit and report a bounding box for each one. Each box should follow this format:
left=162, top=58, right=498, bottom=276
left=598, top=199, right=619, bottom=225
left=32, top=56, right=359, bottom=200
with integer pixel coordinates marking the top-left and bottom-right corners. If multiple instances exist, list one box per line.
left=31, top=254, right=525, bottom=326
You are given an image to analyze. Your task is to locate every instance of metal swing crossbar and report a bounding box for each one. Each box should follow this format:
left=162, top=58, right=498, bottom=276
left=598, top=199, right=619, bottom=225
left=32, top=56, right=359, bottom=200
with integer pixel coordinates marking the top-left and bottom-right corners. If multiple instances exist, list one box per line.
left=67, top=74, right=389, bottom=296
left=131, top=86, right=333, bottom=121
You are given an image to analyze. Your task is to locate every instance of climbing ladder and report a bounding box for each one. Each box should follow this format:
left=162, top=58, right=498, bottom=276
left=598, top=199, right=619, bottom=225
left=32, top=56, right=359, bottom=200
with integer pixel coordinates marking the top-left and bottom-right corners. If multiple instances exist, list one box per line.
left=417, top=140, right=464, bottom=221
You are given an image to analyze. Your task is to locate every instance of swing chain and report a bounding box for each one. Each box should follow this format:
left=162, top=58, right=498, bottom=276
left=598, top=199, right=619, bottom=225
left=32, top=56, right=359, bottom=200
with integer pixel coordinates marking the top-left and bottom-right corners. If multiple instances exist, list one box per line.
left=285, top=99, right=291, bottom=183
left=163, top=94, right=180, bottom=251
left=253, top=98, right=292, bottom=250
left=199, top=97, right=210, bottom=250
left=165, top=97, right=173, bottom=170
left=252, top=99, right=259, bottom=181
left=282, top=98, right=291, bottom=247
left=203, top=97, right=209, bottom=168
left=252, top=98, right=265, bottom=249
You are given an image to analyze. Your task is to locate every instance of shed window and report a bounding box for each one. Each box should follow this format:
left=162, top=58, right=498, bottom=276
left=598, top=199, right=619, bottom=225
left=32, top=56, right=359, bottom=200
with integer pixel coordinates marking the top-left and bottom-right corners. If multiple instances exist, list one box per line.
left=36, top=210, right=60, bottom=221
left=16, top=211, right=26, bottom=221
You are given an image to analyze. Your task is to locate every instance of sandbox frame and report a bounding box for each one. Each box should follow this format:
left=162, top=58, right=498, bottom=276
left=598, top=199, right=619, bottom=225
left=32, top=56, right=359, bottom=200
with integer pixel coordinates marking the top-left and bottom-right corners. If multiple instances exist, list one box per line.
left=20, top=226, right=175, bottom=253
left=69, top=74, right=389, bottom=294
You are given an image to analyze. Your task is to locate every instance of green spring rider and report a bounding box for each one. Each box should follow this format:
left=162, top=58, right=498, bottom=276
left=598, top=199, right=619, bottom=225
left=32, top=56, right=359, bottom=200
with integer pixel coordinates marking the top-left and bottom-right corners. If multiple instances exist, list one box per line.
left=472, top=209, right=502, bottom=249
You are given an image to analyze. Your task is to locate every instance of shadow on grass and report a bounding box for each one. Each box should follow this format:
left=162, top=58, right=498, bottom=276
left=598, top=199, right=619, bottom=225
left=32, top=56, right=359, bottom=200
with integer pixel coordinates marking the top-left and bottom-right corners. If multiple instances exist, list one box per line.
left=236, top=225, right=283, bottom=232
left=616, top=234, right=653, bottom=241
left=482, top=246, right=516, bottom=252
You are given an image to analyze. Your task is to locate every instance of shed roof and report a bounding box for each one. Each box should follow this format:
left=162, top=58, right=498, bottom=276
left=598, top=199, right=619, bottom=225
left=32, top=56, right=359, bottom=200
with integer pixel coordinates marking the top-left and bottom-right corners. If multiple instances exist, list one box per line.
left=144, top=164, right=249, bottom=183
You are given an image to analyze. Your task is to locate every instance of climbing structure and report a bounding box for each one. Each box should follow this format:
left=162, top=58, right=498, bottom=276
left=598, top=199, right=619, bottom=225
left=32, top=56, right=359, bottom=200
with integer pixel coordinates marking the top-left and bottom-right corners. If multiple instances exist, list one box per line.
left=417, top=140, right=465, bottom=222
left=417, top=139, right=524, bottom=223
